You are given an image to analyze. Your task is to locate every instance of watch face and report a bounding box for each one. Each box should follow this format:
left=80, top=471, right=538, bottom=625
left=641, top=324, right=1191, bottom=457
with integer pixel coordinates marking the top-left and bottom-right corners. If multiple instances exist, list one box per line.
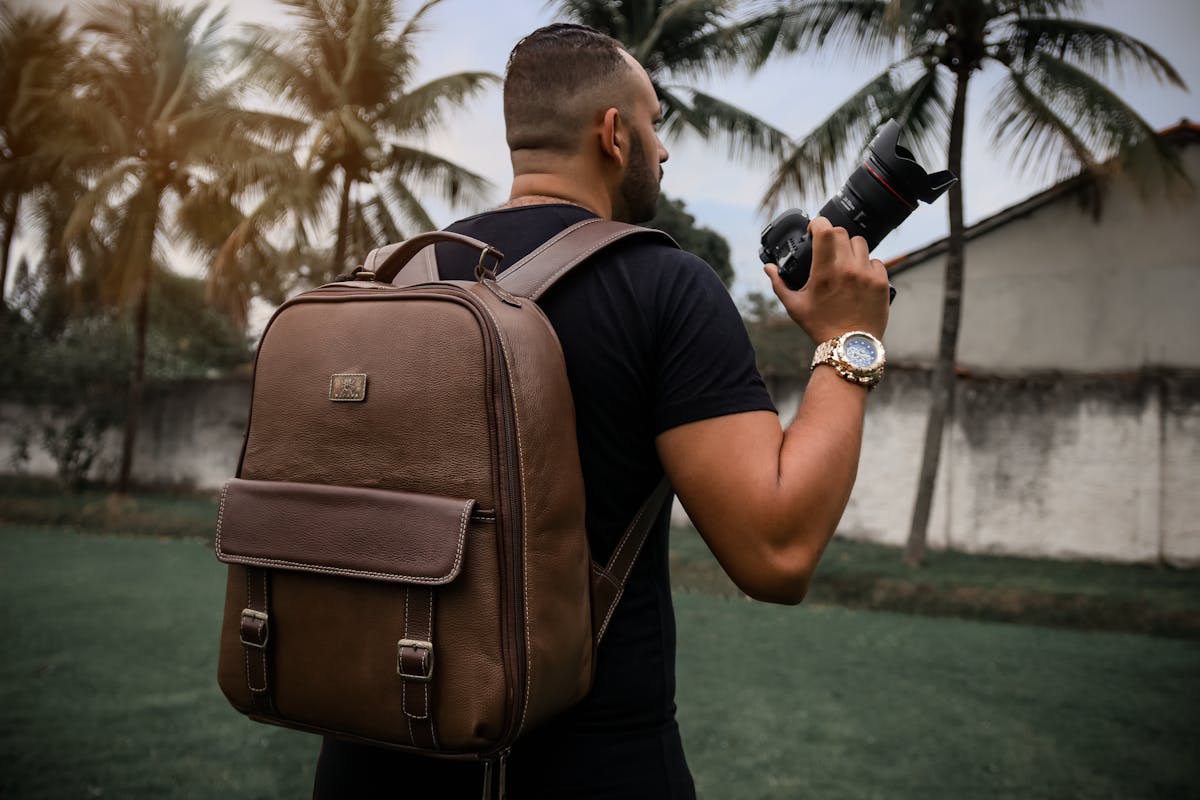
left=843, top=334, right=879, bottom=369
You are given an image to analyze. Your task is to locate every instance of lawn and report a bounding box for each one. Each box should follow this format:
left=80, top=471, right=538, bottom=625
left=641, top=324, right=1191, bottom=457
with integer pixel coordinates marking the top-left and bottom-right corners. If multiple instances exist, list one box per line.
left=1, top=525, right=1197, bottom=799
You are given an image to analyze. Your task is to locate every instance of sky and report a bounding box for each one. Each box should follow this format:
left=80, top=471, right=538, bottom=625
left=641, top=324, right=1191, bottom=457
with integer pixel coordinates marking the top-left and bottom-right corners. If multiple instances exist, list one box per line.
left=18, top=0, right=1200, bottom=303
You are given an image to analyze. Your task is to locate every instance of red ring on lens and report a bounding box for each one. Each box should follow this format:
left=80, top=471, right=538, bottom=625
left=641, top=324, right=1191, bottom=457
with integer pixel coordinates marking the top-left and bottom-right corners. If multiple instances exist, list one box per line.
left=864, top=161, right=917, bottom=210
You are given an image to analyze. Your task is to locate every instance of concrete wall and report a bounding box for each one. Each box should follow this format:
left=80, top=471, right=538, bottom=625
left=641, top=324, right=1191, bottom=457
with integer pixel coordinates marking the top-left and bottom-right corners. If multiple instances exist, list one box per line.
left=0, top=378, right=250, bottom=491
left=886, top=146, right=1200, bottom=372
left=750, top=370, right=1200, bottom=566
left=3, top=370, right=1196, bottom=566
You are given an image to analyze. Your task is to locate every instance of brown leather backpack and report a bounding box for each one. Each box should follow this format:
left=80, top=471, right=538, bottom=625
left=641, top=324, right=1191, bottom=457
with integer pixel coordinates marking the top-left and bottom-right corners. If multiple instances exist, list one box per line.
left=214, top=219, right=675, bottom=793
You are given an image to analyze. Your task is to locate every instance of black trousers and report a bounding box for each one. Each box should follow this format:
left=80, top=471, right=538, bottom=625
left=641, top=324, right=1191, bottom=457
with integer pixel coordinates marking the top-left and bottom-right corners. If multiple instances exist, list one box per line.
left=313, top=719, right=697, bottom=799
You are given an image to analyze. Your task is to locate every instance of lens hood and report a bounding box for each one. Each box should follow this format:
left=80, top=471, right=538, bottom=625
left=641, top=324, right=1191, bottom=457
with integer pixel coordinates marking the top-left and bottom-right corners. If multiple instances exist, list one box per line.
left=866, top=119, right=957, bottom=205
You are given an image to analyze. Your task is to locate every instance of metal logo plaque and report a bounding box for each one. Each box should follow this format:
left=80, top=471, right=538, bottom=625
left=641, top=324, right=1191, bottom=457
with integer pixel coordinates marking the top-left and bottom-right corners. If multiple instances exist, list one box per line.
left=329, top=373, right=367, bottom=402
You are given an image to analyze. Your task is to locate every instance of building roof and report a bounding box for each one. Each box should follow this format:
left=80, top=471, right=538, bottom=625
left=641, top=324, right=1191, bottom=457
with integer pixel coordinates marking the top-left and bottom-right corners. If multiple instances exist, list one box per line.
left=885, top=119, right=1199, bottom=275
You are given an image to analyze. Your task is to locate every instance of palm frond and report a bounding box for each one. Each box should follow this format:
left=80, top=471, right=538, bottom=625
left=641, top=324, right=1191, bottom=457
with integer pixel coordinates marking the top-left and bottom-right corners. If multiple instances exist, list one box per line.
left=890, top=65, right=951, bottom=167
left=672, top=88, right=791, bottom=162
left=997, top=0, right=1085, bottom=18
left=381, top=175, right=437, bottom=232
left=996, top=52, right=1189, bottom=198
left=383, top=145, right=492, bottom=209
left=551, top=0, right=629, bottom=41
left=760, top=63, right=908, bottom=213
left=740, top=0, right=900, bottom=69
left=234, top=31, right=329, bottom=115
left=380, top=71, right=499, bottom=135
left=365, top=180, right=406, bottom=242
left=398, top=0, right=446, bottom=40
left=657, top=84, right=715, bottom=143
left=987, top=69, right=1100, bottom=188
left=1000, top=17, right=1186, bottom=88
left=64, top=160, right=141, bottom=245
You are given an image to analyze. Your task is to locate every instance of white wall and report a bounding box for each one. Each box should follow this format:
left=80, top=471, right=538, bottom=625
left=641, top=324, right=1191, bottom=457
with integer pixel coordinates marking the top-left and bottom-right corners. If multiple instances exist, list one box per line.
left=3, top=374, right=1197, bottom=566
left=676, top=371, right=1200, bottom=567
left=886, top=146, right=1200, bottom=372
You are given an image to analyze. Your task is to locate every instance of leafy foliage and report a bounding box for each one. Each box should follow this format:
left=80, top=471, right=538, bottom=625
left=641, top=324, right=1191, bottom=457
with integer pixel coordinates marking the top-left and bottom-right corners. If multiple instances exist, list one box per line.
left=552, top=0, right=791, bottom=162
left=0, top=7, right=84, bottom=306
left=739, top=291, right=813, bottom=380
left=1, top=275, right=249, bottom=489
left=760, top=0, right=1190, bottom=212
left=222, top=0, right=497, bottom=282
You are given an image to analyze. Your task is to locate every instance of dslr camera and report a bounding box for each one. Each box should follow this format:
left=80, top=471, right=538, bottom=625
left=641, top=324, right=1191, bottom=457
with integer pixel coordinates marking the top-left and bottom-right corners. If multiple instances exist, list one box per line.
left=760, top=119, right=958, bottom=300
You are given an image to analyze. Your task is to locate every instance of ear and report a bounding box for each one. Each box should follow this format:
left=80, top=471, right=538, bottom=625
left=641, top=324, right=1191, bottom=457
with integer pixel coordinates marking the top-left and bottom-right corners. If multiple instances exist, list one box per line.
left=599, top=107, right=627, bottom=168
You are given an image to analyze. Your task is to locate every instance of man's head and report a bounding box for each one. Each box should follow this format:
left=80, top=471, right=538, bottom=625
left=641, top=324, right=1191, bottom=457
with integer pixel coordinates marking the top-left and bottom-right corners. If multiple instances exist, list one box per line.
left=503, top=23, right=668, bottom=223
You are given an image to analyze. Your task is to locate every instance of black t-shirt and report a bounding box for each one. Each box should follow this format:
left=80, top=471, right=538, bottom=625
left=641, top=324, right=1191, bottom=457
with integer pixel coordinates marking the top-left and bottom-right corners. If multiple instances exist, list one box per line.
left=314, top=205, right=775, bottom=799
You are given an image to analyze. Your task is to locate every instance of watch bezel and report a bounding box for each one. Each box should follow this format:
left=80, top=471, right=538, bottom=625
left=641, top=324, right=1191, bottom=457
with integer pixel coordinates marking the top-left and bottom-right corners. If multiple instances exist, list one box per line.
left=836, top=331, right=885, bottom=372
left=811, top=330, right=886, bottom=389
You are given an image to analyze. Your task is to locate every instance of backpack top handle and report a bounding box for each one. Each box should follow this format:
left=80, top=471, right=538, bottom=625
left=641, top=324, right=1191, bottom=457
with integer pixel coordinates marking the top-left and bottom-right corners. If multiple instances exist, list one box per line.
left=358, top=231, right=504, bottom=285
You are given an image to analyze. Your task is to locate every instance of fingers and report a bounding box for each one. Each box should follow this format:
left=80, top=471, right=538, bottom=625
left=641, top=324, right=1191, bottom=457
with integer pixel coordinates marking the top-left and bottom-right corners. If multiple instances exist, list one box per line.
left=850, top=235, right=869, bottom=265
left=763, top=263, right=788, bottom=299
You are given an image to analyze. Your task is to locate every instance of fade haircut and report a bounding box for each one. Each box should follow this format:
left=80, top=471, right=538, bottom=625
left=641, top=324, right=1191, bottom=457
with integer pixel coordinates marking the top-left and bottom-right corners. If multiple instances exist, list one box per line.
left=504, top=23, right=635, bottom=155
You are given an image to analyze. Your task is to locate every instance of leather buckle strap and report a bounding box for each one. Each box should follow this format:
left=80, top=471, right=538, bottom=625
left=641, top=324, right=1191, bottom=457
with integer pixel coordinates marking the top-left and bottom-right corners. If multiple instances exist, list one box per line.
left=239, top=609, right=269, bottom=649
left=397, top=639, right=435, bottom=682
left=241, top=567, right=276, bottom=715
left=399, top=586, right=438, bottom=748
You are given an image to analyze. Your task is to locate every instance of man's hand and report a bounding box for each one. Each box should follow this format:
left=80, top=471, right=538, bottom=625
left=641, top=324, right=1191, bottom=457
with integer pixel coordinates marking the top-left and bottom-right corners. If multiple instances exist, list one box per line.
left=764, top=216, right=890, bottom=343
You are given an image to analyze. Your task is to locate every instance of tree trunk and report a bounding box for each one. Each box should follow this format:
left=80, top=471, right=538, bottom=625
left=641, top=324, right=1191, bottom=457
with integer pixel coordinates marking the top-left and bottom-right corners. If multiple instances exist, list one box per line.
left=1, top=195, right=19, bottom=305
left=332, top=169, right=352, bottom=279
left=116, top=191, right=161, bottom=494
left=904, top=67, right=970, bottom=567
left=116, top=274, right=151, bottom=494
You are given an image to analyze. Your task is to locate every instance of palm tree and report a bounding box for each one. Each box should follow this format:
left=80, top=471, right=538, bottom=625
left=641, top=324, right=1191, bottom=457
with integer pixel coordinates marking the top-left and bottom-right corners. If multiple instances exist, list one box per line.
left=552, top=0, right=791, bottom=160
left=0, top=7, right=79, bottom=305
left=219, top=0, right=497, bottom=283
left=65, top=0, right=304, bottom=493
left=757, top=0, right=1188, bottom=564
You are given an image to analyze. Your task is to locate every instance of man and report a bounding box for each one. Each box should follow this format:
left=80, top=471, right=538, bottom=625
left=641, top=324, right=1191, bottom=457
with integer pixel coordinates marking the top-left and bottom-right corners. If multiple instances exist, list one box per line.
left=314, top=23, right=889, bottom=799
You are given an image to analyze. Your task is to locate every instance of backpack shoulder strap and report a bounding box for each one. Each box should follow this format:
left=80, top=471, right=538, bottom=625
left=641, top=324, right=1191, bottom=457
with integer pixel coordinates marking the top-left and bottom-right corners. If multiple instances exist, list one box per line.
left=590, top=476, right=672, bottom=647
left=498, top=218, right=678, bottom=301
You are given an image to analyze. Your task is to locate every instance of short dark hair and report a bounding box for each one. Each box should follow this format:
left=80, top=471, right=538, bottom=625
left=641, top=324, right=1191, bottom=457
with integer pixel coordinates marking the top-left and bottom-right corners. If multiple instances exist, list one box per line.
left=504, top=23, right=634, bottom=154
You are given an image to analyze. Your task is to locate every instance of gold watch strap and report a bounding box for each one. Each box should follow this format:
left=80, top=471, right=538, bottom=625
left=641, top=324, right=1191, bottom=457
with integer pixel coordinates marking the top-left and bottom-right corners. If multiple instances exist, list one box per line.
left=811, top=335, right=884, bottom=389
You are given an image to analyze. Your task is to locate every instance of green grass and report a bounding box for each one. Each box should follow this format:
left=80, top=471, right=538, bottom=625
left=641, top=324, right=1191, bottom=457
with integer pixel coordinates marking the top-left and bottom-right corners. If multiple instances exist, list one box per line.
left=0, top=477, right=218, bottom=539
left=2, top=525, right=1197, bottom=799
left=671, top=526, right=1200, bottom=638
left=5, top=476, right=1200, bottom=638
left=675, top=594, right=1200, bottom=799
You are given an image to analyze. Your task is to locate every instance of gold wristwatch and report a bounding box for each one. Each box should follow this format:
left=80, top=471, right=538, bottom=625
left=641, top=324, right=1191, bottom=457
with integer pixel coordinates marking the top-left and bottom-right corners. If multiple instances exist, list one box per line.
left=811, top=331, right=886, bottom=390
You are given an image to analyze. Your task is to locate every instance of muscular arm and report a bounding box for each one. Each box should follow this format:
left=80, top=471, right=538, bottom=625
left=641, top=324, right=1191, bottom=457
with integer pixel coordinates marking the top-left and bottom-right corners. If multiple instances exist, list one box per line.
left=656, top=218, right=889, bottom=605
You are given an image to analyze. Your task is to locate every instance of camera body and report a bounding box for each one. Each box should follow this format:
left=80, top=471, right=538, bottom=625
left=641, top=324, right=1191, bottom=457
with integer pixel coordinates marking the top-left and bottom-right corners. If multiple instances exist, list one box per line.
left=760, top=118, right=957, bottom=298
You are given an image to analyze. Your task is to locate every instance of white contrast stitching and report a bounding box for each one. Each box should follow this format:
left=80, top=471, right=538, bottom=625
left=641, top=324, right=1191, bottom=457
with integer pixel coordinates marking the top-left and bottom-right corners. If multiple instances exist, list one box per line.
left=216, top=500, right=474, bottom=583
left=426, top=593, right=438, bottom=749
left=475, top=299, right=533, bottom=738
left=258, top=571, right=270, bottom=692
left=243, top=570, right=252, bottom=690
left=215, top=482, right=228, bottom=552
left=402, top=588, right=413, bottom=737
left=529, top=231, right=629, bottom=298
left=596, top=492, right=660, bottom=642
left=217, top=554, right=463, bottom=584
left=502, top=219, right=598, bottom=281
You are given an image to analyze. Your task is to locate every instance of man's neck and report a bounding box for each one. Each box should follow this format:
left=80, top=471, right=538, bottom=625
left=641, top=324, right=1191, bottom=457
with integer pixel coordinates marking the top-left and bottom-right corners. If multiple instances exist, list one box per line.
left=507, top=173, right=610, bottom=219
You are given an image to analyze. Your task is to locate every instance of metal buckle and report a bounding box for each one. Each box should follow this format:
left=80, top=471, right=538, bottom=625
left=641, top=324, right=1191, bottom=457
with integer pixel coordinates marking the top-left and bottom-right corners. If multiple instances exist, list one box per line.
left=396, top=639, right=435, bottom=682
left=239, top=608, right=270, bottom=649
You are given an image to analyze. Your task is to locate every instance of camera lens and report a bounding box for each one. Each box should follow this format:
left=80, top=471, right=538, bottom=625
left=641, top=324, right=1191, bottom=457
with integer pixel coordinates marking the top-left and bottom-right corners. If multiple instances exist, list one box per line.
left=763, top=119, right=957, bottom=291
left=818, top=119, right=956, bottom=250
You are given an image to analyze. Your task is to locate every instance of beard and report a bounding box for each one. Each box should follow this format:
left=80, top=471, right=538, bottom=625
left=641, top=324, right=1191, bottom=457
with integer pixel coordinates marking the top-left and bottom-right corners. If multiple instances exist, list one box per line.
left=617, top=134, right=661, bottom=224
